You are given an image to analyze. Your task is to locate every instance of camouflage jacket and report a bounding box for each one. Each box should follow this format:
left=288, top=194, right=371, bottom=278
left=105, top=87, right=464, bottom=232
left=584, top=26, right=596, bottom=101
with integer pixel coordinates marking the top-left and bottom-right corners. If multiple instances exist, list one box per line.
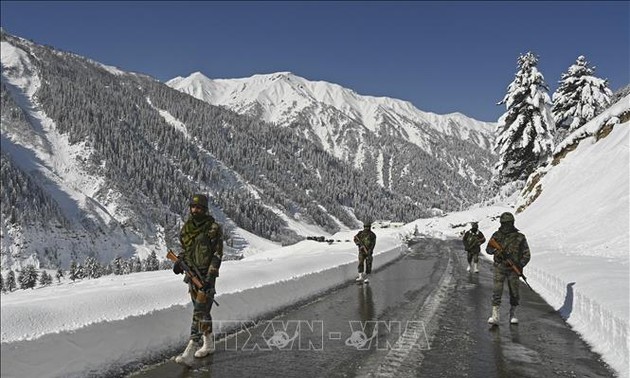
left=354, top=230, right=376, bottom=253
left=463, top=229, right=486, bottom=252
left=179, top=214, right=223, bottom=280
left=486, top=225, right=530, bottom=268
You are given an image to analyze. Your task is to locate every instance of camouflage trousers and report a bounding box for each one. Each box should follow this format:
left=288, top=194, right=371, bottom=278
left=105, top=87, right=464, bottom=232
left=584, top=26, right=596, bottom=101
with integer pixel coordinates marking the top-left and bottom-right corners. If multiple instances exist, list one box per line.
left=188, top=279, right=216, bottom=342
left=358, top=250, right=373, bottom=274
left=492, top=264, right=520, bottom=307
left=466, top=249, right=480, bottom=264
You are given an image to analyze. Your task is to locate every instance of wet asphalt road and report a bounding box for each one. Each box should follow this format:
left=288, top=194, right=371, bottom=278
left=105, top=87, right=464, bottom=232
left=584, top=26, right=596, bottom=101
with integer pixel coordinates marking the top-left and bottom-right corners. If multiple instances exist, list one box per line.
left=126, top=237, right=615, bottom=378
left=415, top=239, right=616, bottom=378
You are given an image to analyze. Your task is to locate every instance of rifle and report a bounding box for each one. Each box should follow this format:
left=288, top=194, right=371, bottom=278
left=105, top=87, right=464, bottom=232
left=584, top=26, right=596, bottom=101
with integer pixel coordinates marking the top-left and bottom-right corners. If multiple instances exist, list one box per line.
left=166, top=249, right=220, bottom=306
left=353, top=235, right=370, bottom=256
left=487, top=238, right=533, bottom=290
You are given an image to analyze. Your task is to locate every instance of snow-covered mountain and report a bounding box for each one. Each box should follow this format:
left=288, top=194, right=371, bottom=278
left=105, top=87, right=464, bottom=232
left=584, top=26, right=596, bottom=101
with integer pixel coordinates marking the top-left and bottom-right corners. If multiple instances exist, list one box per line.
left=168, top=72, right=497, bottom=193
left=168, top=71, right=495, bottom=149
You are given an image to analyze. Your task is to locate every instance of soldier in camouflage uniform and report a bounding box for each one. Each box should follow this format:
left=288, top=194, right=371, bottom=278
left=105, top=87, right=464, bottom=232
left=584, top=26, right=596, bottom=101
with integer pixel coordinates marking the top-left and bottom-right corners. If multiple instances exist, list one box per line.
left=353, top=222, right=376, bottom=282
left=462, top=222, right=486, bottom=273
left=485, top=212, right=531, bottom=325
left=173, top=194, right=224, bottom=364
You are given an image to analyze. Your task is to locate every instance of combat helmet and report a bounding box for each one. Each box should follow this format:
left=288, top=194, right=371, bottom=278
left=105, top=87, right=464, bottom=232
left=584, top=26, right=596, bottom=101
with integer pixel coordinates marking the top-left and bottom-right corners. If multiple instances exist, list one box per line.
left=190, top=194, right=209, bottom=209
left=499, top=212, right=515, bottom=223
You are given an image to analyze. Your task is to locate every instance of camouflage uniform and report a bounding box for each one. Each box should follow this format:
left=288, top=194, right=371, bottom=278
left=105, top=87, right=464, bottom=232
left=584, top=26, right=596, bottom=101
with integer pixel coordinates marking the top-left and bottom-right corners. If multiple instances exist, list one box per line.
left=179, top=195, right=223, bottom=343
left=486, top=215, right=530, bottom=308
left=354, top=224, right=376, bottom=275
left=462, top=223, right=486, bottom=264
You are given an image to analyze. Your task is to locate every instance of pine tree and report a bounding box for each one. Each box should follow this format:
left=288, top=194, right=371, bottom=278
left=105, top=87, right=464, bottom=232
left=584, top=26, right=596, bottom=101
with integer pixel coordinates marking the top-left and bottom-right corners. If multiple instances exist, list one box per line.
left=495, top=52, right=555, bottom=184
left=6, top=270, right=17, bottom=292
left=121, top=259, right=132, bottom=275
left=552, top=55, right=613, bottom=131
left=69, top=261, right=79, bottom=282
left=39, top=270, right=53, bottom=286
left=132, top=256, right=143, bottom=273
left=18, top=265, right=38, bottom=290
left=145, top=251, right=160, bottom=271
left=112, top=256, right=123, bottom=275
left=84, top=256, right=102, bottom=279
left=75, top=263, right=85, bottom=280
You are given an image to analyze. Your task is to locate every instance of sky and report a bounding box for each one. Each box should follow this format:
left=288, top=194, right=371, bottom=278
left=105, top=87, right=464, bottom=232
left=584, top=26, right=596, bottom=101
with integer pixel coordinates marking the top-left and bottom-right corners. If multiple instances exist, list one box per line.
left=1, top=95, right=629, bottom=377
left=1, top=1, right=628, bottom=122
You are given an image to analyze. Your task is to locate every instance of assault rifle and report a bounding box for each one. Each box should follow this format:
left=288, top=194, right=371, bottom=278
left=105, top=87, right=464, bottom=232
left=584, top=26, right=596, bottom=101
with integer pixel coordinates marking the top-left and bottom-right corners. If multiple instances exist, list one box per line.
left=166, top=250, right=219, bottom=306
left=354, top=235, right=370, bottom=256
left=487, top=238, right=533, bottom=290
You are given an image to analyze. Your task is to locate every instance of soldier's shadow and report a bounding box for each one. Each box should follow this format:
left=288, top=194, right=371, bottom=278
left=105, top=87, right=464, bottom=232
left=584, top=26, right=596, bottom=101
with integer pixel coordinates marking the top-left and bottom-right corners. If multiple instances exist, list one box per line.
left=558, top=282, right=576, bottom=320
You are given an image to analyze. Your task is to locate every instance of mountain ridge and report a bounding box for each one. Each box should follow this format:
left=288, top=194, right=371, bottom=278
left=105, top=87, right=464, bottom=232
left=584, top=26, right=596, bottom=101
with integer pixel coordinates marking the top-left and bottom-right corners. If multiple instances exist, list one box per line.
left=168, top=71, right=498, bottom=198
left=167, top=71, right=496, bottom=149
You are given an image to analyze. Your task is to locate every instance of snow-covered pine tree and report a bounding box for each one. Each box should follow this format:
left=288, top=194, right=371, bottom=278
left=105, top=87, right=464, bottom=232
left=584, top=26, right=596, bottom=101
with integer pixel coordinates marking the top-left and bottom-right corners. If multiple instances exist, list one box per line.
left=132, top=256, right=143, bottom=273
left=112, top=256, right=123, bottom=275
left=552, top=55, right=613, bottom=131
left=39, top=270, right=53, bottom=286
left=18, top=265, right=38, bottom=290
left=145, top=251, right=160, bottom=271
left=494, top=52, right=555, bottom=185
left=69, top=261, right=79, bottom=282
left=84, top=256, right=103, bottom=279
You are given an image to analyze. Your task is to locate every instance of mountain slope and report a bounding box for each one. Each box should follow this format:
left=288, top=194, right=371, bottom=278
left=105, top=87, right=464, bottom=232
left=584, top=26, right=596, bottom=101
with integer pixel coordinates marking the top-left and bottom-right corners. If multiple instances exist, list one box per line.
left=168, top=72, right=498, bottom=203
left=515, top=93, right=629, bottom=378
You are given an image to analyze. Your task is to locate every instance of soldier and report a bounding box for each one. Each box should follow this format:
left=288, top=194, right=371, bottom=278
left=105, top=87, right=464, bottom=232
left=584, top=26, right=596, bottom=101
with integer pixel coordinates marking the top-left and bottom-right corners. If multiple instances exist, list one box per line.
left=173, top=194, right=224, bottom=364
left=462, top=222, right=486, bottom=273
left=353, top=222, right=376, bottom=283
left=485, top=212, right=531, bottom=325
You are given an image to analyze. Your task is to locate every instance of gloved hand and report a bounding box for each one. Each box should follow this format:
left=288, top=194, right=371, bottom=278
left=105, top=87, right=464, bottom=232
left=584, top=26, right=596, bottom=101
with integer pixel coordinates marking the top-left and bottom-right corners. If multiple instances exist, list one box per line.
left=173, top=261, right=183, bottom=275
left=202, top=281, right=215, bottom=295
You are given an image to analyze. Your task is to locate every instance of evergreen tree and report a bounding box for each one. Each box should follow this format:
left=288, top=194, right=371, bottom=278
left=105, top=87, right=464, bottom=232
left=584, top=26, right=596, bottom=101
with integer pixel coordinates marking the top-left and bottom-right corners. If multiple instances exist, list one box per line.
left=39, top=270, right=53, bottom=286
left=75, top=263, right=85, bottom=280
left=495, top=52, right=555, bottom=184
left=18, top=265, right=38, bottom=290
left=84, top=256, right=102, bottom=279
left=552, top=55, right=613, bottom=131
left=132, top=256, right=143, bottom=273
left=69, top=261, right=79, bottom=282
left=145, top=251, right=160, bottom=271
left=6, top=270, right=17, bottom=292
left=121, top=259, right=133, bottom=275
left=112, top=256, right=123, bottom=275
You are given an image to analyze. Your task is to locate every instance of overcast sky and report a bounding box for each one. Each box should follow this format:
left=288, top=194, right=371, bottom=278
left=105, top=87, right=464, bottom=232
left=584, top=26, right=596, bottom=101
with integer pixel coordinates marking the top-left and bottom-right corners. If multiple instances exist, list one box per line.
left=1, top=1, right=627, bottom=122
